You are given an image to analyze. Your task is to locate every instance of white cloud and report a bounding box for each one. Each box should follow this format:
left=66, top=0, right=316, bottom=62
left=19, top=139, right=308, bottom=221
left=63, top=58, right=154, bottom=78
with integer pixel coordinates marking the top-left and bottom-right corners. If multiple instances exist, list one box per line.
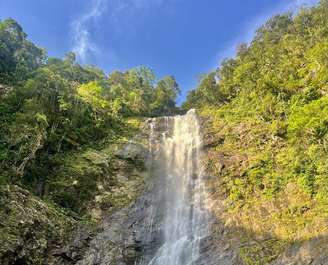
left=71, top=0, right=176, bottom=63
left=71, top=0, right=107, bottom=62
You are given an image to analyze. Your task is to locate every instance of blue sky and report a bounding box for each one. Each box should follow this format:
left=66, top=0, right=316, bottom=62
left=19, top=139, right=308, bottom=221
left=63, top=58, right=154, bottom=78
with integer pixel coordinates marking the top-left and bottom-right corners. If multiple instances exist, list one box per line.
left=0, top=0, right=319, bottom=104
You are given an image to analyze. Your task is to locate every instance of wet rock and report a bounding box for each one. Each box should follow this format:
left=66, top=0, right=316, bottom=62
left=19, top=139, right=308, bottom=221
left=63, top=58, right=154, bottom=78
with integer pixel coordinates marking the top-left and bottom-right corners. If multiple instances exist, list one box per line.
left=54, top=183, right=164, bottom=265
left=270, top=237, right=328, bottom=265
left=196, top=234, right=242, bottom=265
left=114, top=141, right=149, bottom=166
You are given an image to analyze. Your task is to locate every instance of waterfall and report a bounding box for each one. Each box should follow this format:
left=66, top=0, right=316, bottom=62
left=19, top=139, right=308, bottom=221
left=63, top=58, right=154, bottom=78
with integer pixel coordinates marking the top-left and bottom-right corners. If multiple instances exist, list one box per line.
left=145, top=109, right=209, bottom=265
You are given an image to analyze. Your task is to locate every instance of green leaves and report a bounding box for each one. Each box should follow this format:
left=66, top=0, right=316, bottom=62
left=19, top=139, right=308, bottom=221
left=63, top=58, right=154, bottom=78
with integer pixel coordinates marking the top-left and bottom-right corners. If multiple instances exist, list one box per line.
left=35, top=112, right=48, bottom=127
left=185, top=0, right=328, bottom=243
left=107, top=67, right=180, bottom=116
left=77, top=81, right=109, bottom=112
left=288, top=97, right=328, bottom=141
left=0, top=18, right=45, bottom=85
left=151, top=76, right=180, bottom=115
left=0, top=18, right=181, bottom=194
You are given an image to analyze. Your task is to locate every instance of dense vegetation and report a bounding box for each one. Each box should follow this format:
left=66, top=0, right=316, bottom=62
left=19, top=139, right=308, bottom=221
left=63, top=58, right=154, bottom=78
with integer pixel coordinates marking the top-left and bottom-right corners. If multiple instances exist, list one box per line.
left=184, top=0, right=328, bottom=258
left=2, top=1, right=328, bottom=263
left=0, top=18, right=180, bottom=213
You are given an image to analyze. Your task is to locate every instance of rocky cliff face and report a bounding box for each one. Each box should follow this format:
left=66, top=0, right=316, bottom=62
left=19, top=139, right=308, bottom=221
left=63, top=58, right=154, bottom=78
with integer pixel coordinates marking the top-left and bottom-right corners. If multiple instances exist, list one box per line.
left=48, top=123, right=154, bottom=265
left=53, top=117, right=173, bottom=265
left=0, top=113, right=243, bottom=265
left=0, top=119, right=150, bottom=265
left=269, top=236, right=328, bottom=265
left=3, top=113, right=328, bottom=265
left=51, top=140, right=154, bottom=265
left=51, top=113, right=244, bottom=265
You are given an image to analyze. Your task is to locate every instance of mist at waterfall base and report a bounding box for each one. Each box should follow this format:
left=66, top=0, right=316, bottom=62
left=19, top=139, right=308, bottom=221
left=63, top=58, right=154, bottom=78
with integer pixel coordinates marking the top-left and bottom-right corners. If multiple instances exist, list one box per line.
left=141, top=109, right=209, bottom=265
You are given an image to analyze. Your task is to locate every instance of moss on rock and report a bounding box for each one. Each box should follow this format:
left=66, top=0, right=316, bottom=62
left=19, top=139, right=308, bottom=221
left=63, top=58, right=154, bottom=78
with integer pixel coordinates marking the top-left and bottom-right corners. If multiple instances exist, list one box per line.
left=0, top=185, right=74, bottom=265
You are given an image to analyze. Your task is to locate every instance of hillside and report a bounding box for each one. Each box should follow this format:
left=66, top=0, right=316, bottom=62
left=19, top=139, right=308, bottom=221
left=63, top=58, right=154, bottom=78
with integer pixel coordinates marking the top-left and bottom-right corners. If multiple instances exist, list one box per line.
left=184, top=0, right=328, bottom=263
left=2, top=1, right=328, bottom=264
left=0, top=17, right=179, bottom=264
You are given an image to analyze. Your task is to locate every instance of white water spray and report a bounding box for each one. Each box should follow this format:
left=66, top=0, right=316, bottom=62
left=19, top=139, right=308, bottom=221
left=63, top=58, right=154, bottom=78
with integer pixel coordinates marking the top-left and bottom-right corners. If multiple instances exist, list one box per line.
left=146, top=109, right=209, bottom=265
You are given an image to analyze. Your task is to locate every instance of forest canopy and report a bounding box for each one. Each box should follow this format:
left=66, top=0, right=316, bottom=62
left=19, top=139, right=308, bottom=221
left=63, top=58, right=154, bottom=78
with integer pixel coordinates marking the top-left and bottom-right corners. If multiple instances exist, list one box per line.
left=0, top=18, right=180, bottom=193
left=183, top=0, right=328, bottom=242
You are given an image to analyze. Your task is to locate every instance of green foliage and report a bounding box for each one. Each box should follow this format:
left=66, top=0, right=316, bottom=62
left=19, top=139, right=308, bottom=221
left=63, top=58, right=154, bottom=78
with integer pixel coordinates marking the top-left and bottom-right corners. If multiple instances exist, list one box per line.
left=184, top=2, right=328, bottom=113
left=108, top=67, right=179, bottom=116
left=150, top=76, right=180, bottom=115
left=288, top=97, right=328, bottom=141
left=239, top=239, right=287, bottom=265
left=0, top=18, right=180, bottom=218
left=78, top=81, right=110, bottom=113
left=187, top=0, right=328, bottom=247
left=0, top=18, right=45, bottom=84
left=0, top=185, right=74, bottom=265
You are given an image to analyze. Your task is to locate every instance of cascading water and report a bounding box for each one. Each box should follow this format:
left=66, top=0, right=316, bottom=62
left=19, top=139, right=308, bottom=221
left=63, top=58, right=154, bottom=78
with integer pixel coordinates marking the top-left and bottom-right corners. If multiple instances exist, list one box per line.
left=144, top=109, right=209, bottom=265
left=61, top=109, right=234, bottom=265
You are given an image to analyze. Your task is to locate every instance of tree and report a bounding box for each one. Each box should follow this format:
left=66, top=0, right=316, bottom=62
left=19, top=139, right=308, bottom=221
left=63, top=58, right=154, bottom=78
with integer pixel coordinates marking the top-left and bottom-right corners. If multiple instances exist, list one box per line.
left=151, top=76, right=180, bottom=115
left=0, top=18, right=45, bottom=84
left=0, top=18, right=181, bottom=201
